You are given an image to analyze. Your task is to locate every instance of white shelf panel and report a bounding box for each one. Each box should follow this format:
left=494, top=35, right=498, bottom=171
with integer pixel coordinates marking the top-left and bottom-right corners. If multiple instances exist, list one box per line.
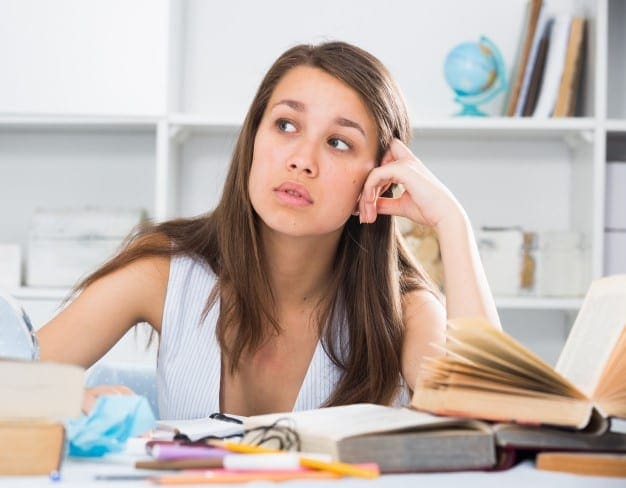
left=168, top=114, right=597, bottom=138
left=9, top=287, right=71, bottom=302
left=0, top=114, right=160, bottom=132
left=413, top=117, right=596, bottom=138
left=495, top=296, right=583, bottom=311
left=605, top=120, right=626, bottom=132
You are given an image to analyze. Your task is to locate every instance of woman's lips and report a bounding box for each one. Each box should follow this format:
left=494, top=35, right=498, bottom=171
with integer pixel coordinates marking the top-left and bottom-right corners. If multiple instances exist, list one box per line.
left=274, top=182, right=313, bottom=206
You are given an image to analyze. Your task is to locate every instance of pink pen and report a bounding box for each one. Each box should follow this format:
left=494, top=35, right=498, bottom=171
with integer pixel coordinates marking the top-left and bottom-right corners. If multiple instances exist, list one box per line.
left=151, top=444, right=228, bottom=461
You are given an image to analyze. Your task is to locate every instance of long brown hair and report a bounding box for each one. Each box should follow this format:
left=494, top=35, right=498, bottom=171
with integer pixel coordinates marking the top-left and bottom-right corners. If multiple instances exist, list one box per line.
left=77, top=41, right=439, bottom=406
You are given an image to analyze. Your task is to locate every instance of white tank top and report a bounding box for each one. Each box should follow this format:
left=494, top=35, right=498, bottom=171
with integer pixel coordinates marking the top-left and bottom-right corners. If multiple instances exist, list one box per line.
left=157, top=254, right=408, bottom=419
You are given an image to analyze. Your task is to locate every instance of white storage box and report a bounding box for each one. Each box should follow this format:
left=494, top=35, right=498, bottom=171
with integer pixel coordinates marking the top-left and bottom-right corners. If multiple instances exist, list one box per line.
left=604, top=230, right=626, bottom=275
left=477, top=228, right=523, bottom=296
left=0, top=244, right=21, bottom=288
left=26, top=208, right=144, bottom=288
left=606, top=162, right=626, bottom=230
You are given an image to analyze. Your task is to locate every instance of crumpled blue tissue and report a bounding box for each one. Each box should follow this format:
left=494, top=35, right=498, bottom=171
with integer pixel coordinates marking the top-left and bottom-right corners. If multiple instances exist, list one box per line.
left=66, top=395, right=156, bottom=457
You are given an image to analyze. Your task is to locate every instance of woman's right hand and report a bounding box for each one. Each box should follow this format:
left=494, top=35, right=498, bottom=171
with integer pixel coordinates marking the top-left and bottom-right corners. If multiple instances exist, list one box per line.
left=82, top=385, right=136, bottom=414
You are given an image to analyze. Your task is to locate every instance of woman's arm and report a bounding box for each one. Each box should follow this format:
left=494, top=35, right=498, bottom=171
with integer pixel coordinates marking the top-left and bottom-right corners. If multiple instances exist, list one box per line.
left=359, top=138, right=501, bottom=330
left=37, top=255, right=170, bottom=369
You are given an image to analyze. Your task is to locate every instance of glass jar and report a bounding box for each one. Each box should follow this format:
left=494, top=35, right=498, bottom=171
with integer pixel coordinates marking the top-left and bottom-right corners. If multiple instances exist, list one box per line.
left=536, top=231, right=589, bottom=297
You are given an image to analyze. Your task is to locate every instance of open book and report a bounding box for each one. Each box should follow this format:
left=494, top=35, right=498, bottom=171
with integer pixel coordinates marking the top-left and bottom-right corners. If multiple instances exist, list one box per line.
left=243, top=403, right=626, bottom=473
left=413, top=274, right=626, bottom=429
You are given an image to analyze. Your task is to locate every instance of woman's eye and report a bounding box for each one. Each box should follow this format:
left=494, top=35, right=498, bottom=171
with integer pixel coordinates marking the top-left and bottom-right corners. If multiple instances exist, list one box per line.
left=277, top=119, right=296, bottom=132
left=328, top=138, right=351, bottom=151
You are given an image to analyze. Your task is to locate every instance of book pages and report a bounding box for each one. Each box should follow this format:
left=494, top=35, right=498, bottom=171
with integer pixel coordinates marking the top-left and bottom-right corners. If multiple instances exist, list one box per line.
left=556, top=275, right=626, bottom=397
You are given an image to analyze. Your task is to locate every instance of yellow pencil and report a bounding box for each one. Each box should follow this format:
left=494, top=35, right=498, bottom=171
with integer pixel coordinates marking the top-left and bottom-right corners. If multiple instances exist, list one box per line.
left=207, top=440, right=280, bottom=454
left=208, top=440, right=379, bottom=479
left=299, top=456, right=379, bottom=479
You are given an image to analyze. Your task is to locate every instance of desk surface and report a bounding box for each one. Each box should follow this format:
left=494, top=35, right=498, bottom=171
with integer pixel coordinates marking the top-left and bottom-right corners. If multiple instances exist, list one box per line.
left=0, top=454, right=623, bottom=488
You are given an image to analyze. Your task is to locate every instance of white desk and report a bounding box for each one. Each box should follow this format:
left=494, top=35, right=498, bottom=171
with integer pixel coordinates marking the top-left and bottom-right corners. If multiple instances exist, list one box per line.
left=0, top=454, right=623, bottom=487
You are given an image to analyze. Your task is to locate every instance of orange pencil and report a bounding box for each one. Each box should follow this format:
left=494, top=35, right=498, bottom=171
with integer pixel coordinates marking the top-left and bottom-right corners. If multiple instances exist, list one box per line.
left=152, top=468, right=340, bottom=484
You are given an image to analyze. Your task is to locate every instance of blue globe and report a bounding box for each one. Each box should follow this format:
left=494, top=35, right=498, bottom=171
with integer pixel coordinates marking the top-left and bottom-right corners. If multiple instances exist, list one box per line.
left=0, top=290, right=39, bottom=360
left=443, top=36, right=507, bottom=116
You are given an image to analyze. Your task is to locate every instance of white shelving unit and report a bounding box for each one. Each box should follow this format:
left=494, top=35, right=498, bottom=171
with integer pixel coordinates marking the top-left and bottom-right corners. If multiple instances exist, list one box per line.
left=1, top=0, right=624, bottom=365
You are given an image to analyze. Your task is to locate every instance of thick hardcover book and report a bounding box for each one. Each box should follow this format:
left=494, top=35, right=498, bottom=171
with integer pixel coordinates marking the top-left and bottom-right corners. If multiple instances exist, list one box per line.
left=0, top=421, right=65, bottom=475
left=244, top=403, right=626, bottom=473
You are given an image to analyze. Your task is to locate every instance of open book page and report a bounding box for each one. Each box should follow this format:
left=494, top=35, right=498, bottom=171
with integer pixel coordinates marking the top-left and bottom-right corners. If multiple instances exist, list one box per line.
left=157, top=416, right=245, bottom=441
left=556, top=275, right=626, bottom=398
left=593, top=326, right=626, bottom=417
left=418, top=318, right=583, bottom=398
left=244, top=403, right=476, bottom=442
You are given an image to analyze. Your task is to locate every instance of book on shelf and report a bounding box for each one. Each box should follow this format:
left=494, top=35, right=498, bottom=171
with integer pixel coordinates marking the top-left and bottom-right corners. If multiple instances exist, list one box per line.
left=505, top=0, right=544, bottom=116
left=412, top=274, right=626, bottom=430
left=536, top=451, right=626, bottom=478
left=532, top=13, right=572, bottom=117
left=0, top=359, right=84, bottom=475
left=514, top=1, right=549, bottom=116
left=243, top=403, right=626, bottom=473
left=522, top=17, right=553, bottom=116
left=553, top=17, right=586, bottom=117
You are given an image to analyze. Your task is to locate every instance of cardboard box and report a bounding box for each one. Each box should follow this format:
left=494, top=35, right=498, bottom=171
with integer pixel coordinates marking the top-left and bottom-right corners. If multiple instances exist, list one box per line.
left=477, top=228, right=523, bottom=296
left=26, top=208, right=143, bottom=288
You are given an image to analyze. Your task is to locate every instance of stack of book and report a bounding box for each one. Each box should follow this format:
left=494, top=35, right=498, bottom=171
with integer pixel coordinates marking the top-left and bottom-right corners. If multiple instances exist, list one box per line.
left=505, top=0, right=586, bottom=118
left=0, top=360, right=84, bottom=475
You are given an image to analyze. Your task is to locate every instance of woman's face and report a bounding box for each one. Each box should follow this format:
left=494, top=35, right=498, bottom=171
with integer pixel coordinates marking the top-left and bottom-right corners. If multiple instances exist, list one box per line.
left=249, top=66, right=379, bottom=239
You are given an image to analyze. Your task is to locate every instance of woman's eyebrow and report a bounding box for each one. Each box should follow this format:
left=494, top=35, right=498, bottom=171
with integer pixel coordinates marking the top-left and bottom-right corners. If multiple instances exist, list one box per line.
left=271, top=99, right=366, bottom=138
left=272, top=99, right=305, bottom=112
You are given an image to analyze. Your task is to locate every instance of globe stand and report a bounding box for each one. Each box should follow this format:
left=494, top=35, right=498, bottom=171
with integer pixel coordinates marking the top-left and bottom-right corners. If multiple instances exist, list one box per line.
left=454, top=101, right=488, bottom=117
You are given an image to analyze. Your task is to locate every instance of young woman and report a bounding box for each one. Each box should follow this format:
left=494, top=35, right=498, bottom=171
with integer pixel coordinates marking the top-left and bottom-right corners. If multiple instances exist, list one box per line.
left=36, top=41, right=501, bottom=419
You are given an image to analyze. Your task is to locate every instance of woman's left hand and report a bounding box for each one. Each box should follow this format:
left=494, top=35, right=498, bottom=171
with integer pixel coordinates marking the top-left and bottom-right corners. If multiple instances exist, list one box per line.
left=359, top=138, right=463, bottom=231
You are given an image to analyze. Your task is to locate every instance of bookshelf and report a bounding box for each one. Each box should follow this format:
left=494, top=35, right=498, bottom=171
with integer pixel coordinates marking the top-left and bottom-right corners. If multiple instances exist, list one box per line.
left=0, top=0, right=623, bottom=365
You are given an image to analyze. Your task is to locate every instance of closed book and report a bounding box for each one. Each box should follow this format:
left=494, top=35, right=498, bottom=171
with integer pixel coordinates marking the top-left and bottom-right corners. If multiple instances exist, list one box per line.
left=532, top=14, right=572, bottom=117
left=0, top=420, right=65, bottom=475
left=536, top=452, right=626, bottom=477
left=514, top=3, right=549, bottom=116
left=505, top=0, right=543, bottom=116
left=553, top=18, right=587, bottom=117
left=244, top=403, right=498, bottom=472
left=522, top=18, right=553, bottom=116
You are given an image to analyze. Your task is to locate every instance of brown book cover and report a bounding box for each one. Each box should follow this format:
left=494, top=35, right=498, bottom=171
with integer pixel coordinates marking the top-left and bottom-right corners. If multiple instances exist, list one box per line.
left=522, top=19, right=553, bottom=116
left=553, top=18, right=586, bottom=117
left=536, top=452, right=626, bottom=477
left=0, top=421, right=65, bottom=475
left=505, top=0, right=544, bottom=116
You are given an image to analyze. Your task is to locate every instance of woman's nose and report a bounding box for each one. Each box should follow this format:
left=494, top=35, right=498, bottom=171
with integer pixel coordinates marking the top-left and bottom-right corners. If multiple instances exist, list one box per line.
left=287, top=141, right=319, bottom=177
